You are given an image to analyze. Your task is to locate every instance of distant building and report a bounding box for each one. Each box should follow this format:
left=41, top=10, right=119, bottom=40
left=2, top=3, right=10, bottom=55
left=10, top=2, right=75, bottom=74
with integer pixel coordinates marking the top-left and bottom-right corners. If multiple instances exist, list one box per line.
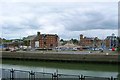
left=31, top=32, right=59, bottom=49
left=0, top=38, right=23, bottom=50
left=23, top=35, right=36, bottom=47
left=79, top=34, right=102, bottom=48
left=104, top=33, right=117, bottom=49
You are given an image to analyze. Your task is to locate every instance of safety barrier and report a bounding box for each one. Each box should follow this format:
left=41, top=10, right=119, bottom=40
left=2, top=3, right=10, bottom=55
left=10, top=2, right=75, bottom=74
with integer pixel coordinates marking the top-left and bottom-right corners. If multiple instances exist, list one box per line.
left=1, top=68, right=118, bottom=80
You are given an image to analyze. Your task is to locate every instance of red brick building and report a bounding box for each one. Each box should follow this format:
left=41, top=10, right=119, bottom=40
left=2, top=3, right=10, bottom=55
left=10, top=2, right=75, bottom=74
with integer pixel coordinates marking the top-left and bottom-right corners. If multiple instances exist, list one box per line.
left=79, top=34, right=102, bottom=48
left=31, top=32, right=59, bottom=49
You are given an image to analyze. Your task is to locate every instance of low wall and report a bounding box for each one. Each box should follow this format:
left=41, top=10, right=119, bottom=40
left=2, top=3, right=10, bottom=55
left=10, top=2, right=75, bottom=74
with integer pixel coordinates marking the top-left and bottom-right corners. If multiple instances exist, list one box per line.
left=1, top=51, right=119, bottom=63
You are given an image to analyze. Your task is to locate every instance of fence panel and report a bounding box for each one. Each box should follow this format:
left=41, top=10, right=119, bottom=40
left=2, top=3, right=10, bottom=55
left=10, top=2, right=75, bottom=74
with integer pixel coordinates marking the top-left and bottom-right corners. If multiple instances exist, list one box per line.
left=2, top=69, right=11, bottom=80
left=14, top=70, right=30, bottom=78
left=58, top=74, right=80, bottom=80
left=84, top=76, right=110, bottom=80
left=114, top=78, right=118, bottom=80
left=35, top=72, right=53, bottom=80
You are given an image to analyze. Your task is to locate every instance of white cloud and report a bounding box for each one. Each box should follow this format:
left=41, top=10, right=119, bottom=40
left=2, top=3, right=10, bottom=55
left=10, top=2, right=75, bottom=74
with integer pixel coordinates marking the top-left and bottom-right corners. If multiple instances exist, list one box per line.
left=0, top=1, right=118, bottom=39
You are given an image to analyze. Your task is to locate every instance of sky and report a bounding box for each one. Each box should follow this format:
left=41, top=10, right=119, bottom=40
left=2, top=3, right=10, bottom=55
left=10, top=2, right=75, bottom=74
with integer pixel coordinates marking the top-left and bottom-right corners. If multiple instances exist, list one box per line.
left=0, top=0, right=118, bottom=40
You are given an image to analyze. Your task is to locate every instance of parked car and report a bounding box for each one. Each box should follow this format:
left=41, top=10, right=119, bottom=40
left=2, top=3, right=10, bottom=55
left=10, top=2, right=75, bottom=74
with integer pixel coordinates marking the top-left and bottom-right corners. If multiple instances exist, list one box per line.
left=91, top=48, right=103, bottom=51
left=72, top=48, right=78, bottom=51
left=10, top=49, right=16, bottom=52
left=109, top=49, right=112, bottom=51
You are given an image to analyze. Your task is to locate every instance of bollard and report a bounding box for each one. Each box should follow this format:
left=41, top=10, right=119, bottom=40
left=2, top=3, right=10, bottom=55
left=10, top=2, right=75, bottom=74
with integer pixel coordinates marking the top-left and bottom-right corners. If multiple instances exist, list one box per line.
left=10, top=69, right=14, bottom=80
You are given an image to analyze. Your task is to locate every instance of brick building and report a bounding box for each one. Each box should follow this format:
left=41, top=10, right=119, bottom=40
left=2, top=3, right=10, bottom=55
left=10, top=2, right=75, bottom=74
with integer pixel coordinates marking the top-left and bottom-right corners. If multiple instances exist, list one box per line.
left=31, top=32, right=59, bottom=49
left=79, top=34, right=102, bottom=48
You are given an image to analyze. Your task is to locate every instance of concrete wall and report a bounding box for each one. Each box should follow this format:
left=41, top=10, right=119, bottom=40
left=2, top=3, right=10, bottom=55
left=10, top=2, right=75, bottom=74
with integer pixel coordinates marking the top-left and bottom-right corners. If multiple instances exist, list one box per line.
left=1, top=51, right=119, bottom=63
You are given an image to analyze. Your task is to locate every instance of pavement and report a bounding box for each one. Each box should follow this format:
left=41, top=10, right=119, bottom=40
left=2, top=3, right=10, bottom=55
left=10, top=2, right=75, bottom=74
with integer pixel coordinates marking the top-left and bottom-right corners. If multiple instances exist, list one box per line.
left=12, top=50, right=118, bottom=55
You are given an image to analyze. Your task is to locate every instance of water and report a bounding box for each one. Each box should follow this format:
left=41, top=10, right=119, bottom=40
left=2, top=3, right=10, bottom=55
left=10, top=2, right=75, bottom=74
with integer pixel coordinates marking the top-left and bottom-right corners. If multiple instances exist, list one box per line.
left=1, top=59, right=119, bottom=78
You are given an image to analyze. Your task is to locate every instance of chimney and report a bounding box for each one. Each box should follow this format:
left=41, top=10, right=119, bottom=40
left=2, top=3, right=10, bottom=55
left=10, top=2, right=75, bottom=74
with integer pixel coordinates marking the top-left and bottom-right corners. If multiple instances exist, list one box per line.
left=37, top=32, right=40, bottom=36
left=80, top=34, right=83, bottom=39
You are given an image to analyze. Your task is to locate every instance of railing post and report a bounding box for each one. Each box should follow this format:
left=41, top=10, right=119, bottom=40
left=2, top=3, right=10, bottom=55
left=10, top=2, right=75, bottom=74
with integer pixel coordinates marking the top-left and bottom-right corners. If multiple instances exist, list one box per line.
left=81, top=75, right=85, bottom=80
left=78, top=75, right=81, bottom=80
left=29, top=71, right=35, bottom=80
left=52, top=72, right=58, bottom=80
left=10, top=69, right=14, bottom=80
left=52, top=74, right=53, bottom=80
left=110, top=76, right=113, bottom=80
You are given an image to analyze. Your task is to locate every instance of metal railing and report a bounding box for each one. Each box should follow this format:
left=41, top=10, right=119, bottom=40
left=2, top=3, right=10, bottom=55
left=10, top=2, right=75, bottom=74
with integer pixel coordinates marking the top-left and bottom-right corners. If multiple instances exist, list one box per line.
left=1, top=68, right=118, bottom=80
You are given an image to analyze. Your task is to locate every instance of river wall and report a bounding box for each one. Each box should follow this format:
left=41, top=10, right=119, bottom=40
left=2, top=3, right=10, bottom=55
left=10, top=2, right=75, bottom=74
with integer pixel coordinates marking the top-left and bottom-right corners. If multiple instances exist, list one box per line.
left=1, top=51, right=119, bottom=63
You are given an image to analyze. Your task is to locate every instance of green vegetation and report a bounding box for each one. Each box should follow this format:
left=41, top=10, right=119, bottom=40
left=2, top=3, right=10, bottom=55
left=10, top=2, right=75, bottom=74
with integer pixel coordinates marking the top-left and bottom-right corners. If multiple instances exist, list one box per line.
left=117, top=47, right=120, bottom=52
left=0, top=38, right=12, bottom=44
left=23, top=40, right=30, bottom=46
left=60, top=39, right=67, bottom=45
left=70, top=38, right=79, bottom=45
left=2, top=59, right=118, bottom=72
left=60, top=38, right=79, bottom=45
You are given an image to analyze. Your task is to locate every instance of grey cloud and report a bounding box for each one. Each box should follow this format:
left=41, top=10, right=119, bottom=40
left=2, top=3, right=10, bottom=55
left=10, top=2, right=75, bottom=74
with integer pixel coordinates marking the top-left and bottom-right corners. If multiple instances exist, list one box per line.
left=60, top=9, right=117, bottom=31
left=21, top=18, right=42, bottom=29
left=2, top=24, right=23, bottom=31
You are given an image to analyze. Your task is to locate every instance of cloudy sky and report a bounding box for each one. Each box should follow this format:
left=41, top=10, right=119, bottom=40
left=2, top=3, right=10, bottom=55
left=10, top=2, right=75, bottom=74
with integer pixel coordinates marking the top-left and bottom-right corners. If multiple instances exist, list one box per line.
left=0, top=0, right=118, bottom=40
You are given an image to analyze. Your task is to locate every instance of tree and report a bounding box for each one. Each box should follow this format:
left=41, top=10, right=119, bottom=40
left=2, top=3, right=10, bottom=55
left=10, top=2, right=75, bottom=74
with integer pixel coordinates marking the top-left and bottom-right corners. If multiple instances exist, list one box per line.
left=60, top=39, right=67, bottom=45
left=70, top=38, right=79, bottom=45
left=1, top=38, right=12, bottom=43
left=60, top=39, right=64, bottom=42
left=23, top=40, right=30, bottom=46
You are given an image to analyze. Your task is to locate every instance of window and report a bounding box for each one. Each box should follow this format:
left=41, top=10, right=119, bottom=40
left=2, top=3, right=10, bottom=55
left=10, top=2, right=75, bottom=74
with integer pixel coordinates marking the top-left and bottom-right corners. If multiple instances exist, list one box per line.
left=35, top=41, right=39, bottom=48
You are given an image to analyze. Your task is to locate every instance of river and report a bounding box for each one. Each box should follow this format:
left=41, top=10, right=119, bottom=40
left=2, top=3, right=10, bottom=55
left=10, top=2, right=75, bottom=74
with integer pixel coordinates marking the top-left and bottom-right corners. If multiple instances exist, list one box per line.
left=1, top=59, right=119, bottom=78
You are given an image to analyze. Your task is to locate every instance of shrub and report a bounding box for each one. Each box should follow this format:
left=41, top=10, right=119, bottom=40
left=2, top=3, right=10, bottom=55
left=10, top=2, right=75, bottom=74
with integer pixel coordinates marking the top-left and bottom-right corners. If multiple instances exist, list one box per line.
left=117, top=47, right=120, bottom=52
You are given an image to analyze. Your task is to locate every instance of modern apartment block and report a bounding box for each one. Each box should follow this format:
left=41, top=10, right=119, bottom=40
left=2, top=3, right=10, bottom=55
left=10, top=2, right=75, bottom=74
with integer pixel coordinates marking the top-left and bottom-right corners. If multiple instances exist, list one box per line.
left=104, top=33, right=118, bottom=49
left=31, top=32, right=59, bottom=49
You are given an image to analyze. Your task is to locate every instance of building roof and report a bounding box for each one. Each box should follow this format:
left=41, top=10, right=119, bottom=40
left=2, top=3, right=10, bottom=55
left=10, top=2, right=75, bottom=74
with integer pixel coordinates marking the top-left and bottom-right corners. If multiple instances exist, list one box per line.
left=84, top=37, right=94, bottom=40
left=34, top=34, right=58, bottom=41
left=105, top=36, right=117, bottom=40
left=24, top=35, right=36, bottom=40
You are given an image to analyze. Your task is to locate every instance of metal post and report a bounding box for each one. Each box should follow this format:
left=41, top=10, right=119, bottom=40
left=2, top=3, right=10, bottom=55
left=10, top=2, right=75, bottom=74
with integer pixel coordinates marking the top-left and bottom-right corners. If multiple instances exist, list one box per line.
left=81, top=75, right=85, bottom=80
left=53, top=72, right=58, bottom=80
left=52, top=74, right=53, bottom=80
left=10, top=69, right=14, bottom=80
left=78, top=75, right=81, bottom=80
left=110, top=76, right=113, bottom=80
left=29, top=71, right=35, bottom=80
